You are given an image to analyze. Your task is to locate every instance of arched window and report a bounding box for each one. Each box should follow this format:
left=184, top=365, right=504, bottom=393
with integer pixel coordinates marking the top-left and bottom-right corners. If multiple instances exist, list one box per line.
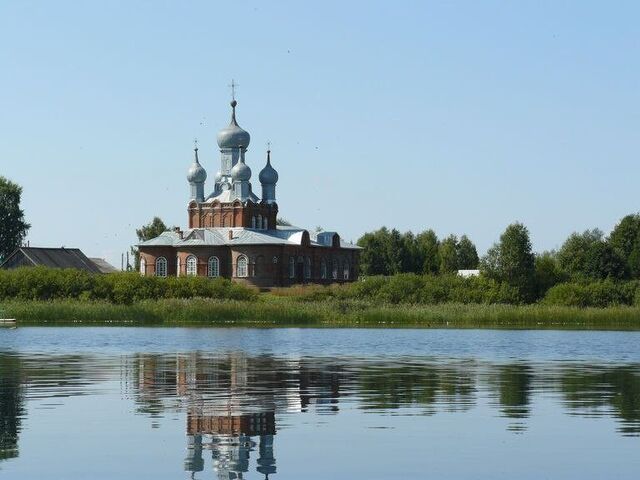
left=257, top=214, right=263, bottom=230
left=332, top=259, right=338, bottom=280
left=208, top=256, right=220, bottom=278
left=140, top=257, right=146, bottom=276
left=320, top=259, right=327, bottom=280
left=304, top=257, right=311, bottom=279
left=289, top=256, right=295, bottom=279
left=237, top=255, right=248, bottom=277
left=343, top=261, right=350, bottom=280
left=176, top=256, right=181, bottom=276
left=186, top=255, right=197, bottom=276
left=262, top=216, right=268, bottom=230
left=251, top=216, right=257, bottom=229
left=155, top=257, right=167, bottom=277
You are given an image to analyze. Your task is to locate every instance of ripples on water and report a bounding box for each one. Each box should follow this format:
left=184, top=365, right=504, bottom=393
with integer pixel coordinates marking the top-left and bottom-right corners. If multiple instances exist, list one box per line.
left=1, top=328, right=639, bottom=479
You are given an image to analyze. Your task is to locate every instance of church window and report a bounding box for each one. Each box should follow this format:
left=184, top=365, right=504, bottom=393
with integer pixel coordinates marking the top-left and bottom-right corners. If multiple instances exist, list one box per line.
left=332, top=259, right=339, bottom=280
left=263, top=216, right=268, bottom=229
left=186, top=255, right=197, bottom=276
left=208, top=256, right=220, bottom=278
left=176, top=256, right=181, bottom=276
left=343, top=261, right=350, bottom=280
left=320, top=259, right=327, bottom=279
left=305, top=257, right=311, bottom=279
left=237, top=255, right=248, bottom=277
left=289, top=256, right=295, bottom=279
left=140, top=257, right=146, bottom=276
left=251, top=216, right=257, bottom=229
left=155, top=257, right=167, bottom=277
left=257, top=214, right=263, bottom=229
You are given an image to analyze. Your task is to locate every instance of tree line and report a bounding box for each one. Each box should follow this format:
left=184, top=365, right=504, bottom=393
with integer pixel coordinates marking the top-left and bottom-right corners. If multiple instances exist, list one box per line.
left=357, top=213, right=640, bottom=303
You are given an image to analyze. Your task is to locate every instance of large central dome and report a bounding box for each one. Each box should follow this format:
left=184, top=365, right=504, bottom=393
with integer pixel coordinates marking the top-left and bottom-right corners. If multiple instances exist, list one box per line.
left=216, top=100, right=250, bottom=149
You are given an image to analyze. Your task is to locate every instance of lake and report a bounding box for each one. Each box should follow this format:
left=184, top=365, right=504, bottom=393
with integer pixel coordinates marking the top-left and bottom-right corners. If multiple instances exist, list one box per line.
left=1, top=327, right=639, bottom=479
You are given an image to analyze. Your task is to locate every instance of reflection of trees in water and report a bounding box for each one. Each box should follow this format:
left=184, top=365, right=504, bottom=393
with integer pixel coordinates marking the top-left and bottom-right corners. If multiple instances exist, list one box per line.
left=0, top=356, right=24, bottom=462
left=560, top=366, right=640, bottom=435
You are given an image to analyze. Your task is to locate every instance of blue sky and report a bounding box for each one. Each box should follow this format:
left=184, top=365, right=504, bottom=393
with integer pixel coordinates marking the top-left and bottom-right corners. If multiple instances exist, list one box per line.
left=1, top=0, right=639, bottom=268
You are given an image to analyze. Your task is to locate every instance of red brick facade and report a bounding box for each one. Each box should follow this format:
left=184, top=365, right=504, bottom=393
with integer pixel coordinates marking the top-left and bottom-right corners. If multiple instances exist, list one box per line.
left=188, top=199, right=278, bottom=229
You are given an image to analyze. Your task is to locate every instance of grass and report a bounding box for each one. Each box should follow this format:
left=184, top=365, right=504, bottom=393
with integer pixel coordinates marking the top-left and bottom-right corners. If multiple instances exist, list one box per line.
left=3, top=295, right=640, bottom=330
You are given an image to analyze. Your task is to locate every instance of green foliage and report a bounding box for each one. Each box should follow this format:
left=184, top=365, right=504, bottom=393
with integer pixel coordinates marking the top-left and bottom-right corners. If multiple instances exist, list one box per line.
left=534, top=251, right=567, bottom=298
left=609, top=214, right=640, bottom=278
left=543, top=280, right=640, bottom=308
left=357, top=227, right=478, bottom=276
left=0, top=267, right=256, bottom=304
left=480, top=223, right=536, bottom=302
left=0, top=177, right=30, bottom=262
left=276, top=217, right=292, bottom=226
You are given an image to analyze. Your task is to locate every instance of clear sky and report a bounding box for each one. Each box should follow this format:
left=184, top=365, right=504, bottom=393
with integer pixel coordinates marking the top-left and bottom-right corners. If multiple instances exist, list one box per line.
left=1, top=0, right=639, bottom=268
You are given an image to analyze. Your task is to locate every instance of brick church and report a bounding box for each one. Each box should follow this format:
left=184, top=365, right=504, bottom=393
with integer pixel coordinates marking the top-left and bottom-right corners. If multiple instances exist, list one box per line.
left=138, top=96, right=360, bottom=287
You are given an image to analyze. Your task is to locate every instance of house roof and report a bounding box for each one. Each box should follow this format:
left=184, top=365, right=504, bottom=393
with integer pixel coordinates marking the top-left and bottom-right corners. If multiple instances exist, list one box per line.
left=139, top=226, right=361, bottom=250
left=0, top=247, right=104, bottom=273
left=88, top=257, right=119, bottom=273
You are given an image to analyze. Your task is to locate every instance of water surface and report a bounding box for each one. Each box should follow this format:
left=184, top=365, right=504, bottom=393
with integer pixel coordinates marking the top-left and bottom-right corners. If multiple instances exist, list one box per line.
left=1, top=327, right=639, bottom=479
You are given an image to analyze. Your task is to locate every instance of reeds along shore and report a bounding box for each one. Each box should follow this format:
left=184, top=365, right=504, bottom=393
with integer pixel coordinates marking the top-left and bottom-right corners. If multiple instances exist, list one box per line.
left=3, top=297, right=640, bottom=330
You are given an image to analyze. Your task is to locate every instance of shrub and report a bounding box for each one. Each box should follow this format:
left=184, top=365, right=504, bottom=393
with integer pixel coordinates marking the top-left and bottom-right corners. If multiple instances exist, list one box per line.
left=543, top=280, right=640, bottom=308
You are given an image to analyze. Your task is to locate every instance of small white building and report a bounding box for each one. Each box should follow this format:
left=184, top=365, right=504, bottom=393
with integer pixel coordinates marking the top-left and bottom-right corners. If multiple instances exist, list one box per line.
left=457, top=269, right=480, bottom=278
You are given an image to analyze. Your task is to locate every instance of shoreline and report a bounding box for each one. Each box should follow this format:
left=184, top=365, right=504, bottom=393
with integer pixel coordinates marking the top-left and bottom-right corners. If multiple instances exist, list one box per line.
left=2, top=297, right=640, bottom=330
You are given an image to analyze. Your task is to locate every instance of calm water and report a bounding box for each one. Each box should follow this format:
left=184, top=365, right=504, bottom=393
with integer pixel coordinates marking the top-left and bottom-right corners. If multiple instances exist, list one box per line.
left=1, top=328, right=639, bottom=479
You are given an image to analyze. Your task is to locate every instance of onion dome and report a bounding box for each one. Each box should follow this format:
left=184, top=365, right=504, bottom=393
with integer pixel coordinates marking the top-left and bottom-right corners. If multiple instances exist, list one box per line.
left=216, top=100, right=251, bottom=149
left=214, top=170, right=223, bottom=183
left=187, top=147, right=207, bottom=183
left=230, top=149, right=251, bottom=182
left=259, top=150, right=279, bottom=184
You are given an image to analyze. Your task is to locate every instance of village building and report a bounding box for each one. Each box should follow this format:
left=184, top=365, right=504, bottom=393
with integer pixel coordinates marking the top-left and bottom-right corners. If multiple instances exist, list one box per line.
left=138, top=97, right=360, bottom=287
left=0, top=246, right=116, bottom=273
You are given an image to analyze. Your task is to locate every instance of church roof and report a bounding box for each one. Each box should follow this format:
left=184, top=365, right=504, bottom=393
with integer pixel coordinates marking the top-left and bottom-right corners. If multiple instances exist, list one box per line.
left=138, top=226, right=360, bottom=249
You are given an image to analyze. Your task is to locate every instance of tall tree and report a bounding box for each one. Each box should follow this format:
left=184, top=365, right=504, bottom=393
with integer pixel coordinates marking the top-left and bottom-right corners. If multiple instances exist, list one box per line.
left=481, top=223, right=536, bottom=302
left=609, top=214, right=640, bottom=278
left=416, top=229, right=440, bottom=275
left=438, top=235, right=459, bottom=274
left=0, top=177, right=30, bottom=262
left=131, top=217, right=168, bottom=270
left=457, top=235, right=479, bottom=269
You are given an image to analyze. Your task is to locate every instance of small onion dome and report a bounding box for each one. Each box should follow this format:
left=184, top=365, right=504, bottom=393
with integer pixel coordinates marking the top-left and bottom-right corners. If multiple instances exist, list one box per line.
left=259, top=150, right=278, bottom=184
left=187, top=147, right=207, bottom=183
left=214, top=170, right=223, bottom=183
left=231, top=151, right=251, bottom=182
left=216, top=100, right=251, bottom=149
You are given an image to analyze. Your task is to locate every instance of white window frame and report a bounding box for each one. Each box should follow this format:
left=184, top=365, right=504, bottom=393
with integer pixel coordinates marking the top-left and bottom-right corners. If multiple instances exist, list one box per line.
left=176, top=256, right=181, bottom=277
left=208, top=256, right=220, bottom=278
left=343, top=261, right=350, bottom=280
left=140, top=257, right=146, bottom=276
left=237, top=255, right=248, bottom=278
left=155, top=257, right=167, bottom=277
left=332, top=259, right=338, bottom=280
left=320, top=259, right=327, bottom=279
left=186, top=255, right=198, bottom=276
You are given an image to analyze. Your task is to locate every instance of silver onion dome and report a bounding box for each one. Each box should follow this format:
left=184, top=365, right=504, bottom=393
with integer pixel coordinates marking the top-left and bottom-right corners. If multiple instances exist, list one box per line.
left=187, top=147, right=207, bottom=183
left=259, top=150, right=278, bottom=184
left=216, top=100, right=251, bottom=149
left=231, top=151, right=251, bottom=182
left=214, top=170, right=223, bottom=183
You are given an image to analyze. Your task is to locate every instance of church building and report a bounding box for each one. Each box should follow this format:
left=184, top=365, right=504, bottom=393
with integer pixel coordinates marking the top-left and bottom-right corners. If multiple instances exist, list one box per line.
left=138, top=96, right=360, bottom=287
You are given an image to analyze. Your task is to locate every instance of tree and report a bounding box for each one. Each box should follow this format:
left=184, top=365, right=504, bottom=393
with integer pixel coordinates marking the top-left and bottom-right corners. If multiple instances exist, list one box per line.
left=131, top=217, right=168, bottom=270
left=416, top=229, right=440, bottom=275
left=558, top=229, right=627, bottom=280
left=557, top=229, right=603, bottom=278
left=480, top=223, right=536, bottom=302
left=534, top=251, right=566, bottom=298
left=276, top=217, right=292, bottom=226
left=609, top=214, right=640, bottom=278
left=0, top=177, right=30, bottom=262
left=357, top=228, right=391, bottom=275
left=438, top=235, right=459, bottom=273
left=457, top=235, right=479, bottom=269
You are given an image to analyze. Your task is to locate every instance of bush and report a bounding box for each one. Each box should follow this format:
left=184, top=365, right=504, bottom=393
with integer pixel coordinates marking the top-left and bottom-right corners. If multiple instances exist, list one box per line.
left=0, top=267, right=257, bottom=304
left=543, top=280, right=640, bottom=308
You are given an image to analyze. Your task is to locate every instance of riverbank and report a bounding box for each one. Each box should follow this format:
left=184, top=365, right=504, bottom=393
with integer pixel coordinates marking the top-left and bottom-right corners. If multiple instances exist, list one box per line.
left=3, top=297, right=640, bottom=329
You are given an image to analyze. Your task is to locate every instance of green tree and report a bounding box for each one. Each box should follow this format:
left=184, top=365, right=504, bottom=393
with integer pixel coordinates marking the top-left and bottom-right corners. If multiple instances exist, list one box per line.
left=416, top=229, right=440, bottom=275
left=480, top=223, right=536, bottom=302
left=609, top=214, right=640, bottom=278
left=358, top=228, right=391, bottom=275
left=0, top=177, right=30, bottom=262
left=457, top=235, right=479, bottom=269
left=557, top=229, right=603, bottom=278
left=534, top=251, right=566, bottom=298
left=438, top=235, right=459, bottom=274
left=558, top=229, right=627, bottom=280
left=131, top=217, right=168, bottom=270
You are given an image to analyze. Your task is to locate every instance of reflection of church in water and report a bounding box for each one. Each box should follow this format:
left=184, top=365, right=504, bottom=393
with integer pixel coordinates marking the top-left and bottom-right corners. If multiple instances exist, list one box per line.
left=132, top=352, right=343, bottom=479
